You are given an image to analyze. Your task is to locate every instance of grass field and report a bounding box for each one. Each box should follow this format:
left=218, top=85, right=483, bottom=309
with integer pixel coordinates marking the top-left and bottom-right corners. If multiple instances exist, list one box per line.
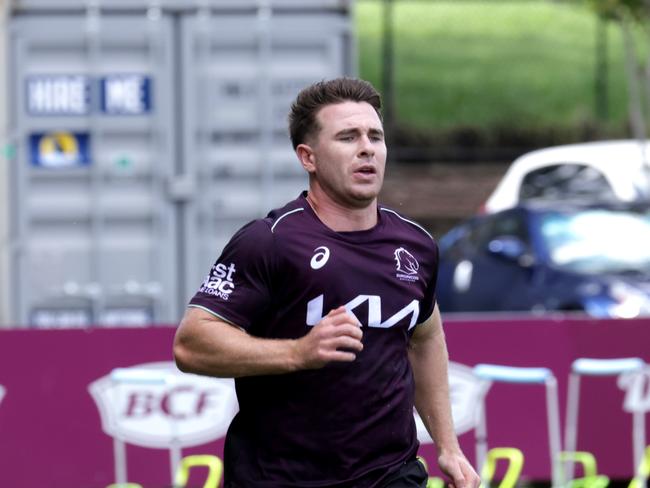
left=355, top=1, right=632, bottom=138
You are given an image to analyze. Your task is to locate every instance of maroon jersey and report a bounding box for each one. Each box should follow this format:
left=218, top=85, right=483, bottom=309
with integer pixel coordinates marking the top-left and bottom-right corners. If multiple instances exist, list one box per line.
left=189, top=192, right=439, bottom=488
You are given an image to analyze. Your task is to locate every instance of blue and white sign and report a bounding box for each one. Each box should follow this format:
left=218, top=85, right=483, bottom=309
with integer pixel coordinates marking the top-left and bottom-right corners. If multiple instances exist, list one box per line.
left=26, top=75, right=90, bottom=115
left=101, top=75, right=152, bottom=115
left=30, top=308, right=92, bottom=328
left=30, top=132, right=91, bottom=168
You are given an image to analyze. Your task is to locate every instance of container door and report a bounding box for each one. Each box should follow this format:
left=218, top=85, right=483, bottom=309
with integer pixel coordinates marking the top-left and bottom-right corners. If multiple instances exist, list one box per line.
left=180, top=7, right=352, bottom=301
left=9, top=10, right=178, bottom=327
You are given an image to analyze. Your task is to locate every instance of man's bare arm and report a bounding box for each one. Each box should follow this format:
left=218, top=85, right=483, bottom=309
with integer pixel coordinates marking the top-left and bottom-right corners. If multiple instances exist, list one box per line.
left=408, top=305, right=480, bottom=488
left=174, top=306, right=363, bottom=378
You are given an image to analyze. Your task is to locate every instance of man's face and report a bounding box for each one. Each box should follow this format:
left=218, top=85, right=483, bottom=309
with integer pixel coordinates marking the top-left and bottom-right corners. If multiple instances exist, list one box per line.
left=303, top=101, right=387, bottom=208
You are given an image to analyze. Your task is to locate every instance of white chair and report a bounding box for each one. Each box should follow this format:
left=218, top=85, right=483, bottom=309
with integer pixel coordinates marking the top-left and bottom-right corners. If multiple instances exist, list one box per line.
left=473, top=363, right=563, bottom=488
left=564, top=358, right=646, bottom=487
left=109, top=367, right=179, bottom=487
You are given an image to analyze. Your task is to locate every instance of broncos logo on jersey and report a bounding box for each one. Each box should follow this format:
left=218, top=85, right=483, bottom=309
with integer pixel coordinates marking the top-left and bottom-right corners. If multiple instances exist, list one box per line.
left=394, top=247, right=419, bottom=275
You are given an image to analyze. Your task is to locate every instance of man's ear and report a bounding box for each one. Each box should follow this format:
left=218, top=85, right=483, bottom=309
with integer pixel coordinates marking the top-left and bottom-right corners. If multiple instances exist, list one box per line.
left=296, top=144, right=316, bottom=173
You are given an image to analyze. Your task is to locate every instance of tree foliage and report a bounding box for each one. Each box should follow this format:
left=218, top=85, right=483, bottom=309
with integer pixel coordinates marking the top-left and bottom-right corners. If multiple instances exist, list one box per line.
left=587, top=0, right=647, bottom=21
left=587, top=0, right=650, bottom=140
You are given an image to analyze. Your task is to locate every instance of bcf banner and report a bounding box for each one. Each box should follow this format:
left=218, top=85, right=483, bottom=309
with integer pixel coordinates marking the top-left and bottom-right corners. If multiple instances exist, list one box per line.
left=88, top=361, right=238, bottom=449
left=89, top=360, right=487, bottom=449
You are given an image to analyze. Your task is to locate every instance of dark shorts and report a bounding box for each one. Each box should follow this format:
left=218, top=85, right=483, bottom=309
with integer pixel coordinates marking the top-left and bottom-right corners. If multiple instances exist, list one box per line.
left=224, top=456, right=430, bottom=488
left=379, top=457, right=429, bottom=488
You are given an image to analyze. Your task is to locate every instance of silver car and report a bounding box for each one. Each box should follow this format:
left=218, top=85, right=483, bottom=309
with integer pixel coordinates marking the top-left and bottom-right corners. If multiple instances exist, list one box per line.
left=483, top=140, right=650, bottom=213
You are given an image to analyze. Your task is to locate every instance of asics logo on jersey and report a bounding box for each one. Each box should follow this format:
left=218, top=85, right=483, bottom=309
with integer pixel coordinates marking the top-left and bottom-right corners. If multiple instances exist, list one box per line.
left=310, top=246, right=330, bottom=270
left=394, top=247, right=419, bottom=283
left=199, top=262, right=237, bottom=300
left=306, top=294, right=420, bottom=330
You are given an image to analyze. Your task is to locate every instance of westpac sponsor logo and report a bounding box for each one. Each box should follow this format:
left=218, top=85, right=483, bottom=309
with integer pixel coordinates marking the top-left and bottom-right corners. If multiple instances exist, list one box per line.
left=416, top=362, right=491, bottom=442
left=199, top=262, right=237, bottom=300
left=618, top=367, right=650, bottom=413
left=88, top=361, right=238, bottom=448
left=394, top=247, right=419, bottom=282
left=307, top=294, right=420, bottom=330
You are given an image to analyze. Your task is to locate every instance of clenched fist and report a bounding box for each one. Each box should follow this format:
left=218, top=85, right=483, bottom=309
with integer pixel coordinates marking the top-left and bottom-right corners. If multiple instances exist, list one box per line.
left=295, top=306, right=363, bottom=369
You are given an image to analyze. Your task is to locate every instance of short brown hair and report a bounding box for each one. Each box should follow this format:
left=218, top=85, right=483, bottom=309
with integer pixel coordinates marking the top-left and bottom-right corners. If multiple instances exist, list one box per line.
left=288, top=77, right=382, bottom=150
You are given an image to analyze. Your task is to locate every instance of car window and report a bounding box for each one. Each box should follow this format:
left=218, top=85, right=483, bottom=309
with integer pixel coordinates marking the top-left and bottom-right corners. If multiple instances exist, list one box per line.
left=466, top=218, right=494, bottom=252
left=441, top=225, right=471, bottom=261
left=478, top=212, right=529, bottom=249
left=539, top=208, right=650, bottom=274
left=444, top=212, right=530, bottom=260
left=489, top=213, right=527, bottom=242
left=519, top=164, right=616, bottom=202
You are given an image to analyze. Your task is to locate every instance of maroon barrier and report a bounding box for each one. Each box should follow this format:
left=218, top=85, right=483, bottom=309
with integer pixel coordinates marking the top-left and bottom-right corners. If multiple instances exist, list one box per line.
left=0, top=317, right=648, bottom=487
left=442, top=315, right=650, bottom=484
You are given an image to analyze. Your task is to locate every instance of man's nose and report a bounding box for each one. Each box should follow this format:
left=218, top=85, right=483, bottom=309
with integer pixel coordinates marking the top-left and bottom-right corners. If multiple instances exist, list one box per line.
left=358, top=134, right=375, bottom=157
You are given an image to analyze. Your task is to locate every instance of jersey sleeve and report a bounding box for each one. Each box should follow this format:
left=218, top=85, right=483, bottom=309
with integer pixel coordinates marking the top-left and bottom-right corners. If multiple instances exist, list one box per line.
left=189, top=219, right=276, bottom=331
left=417, top=239, right=440, bottom=325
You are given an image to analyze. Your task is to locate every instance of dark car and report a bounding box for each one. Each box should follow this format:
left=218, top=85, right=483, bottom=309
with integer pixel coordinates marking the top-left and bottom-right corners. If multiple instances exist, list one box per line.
left=436, top=202, right=650, bottom=318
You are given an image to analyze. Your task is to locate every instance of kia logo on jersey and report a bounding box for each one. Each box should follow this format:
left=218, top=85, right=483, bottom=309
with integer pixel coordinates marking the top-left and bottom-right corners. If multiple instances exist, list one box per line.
left=88, top=361, right=238, bottom=448
left=306, top=294, right=420, bottom=330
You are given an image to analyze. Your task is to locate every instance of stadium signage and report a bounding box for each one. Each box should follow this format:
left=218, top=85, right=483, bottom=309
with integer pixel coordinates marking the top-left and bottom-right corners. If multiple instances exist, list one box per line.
left=416, top=361, right=490, bottom=442
left=30, top=307, right=91, bottom=328
left=26, top=74, right=152, bottom=116
left=26, top=75, right=90, bottom=115
left=29, top=131, right=91, bottom=168
left=100, top=74, right=152, bottom=115
left=88, top=361, right=238, bottom=448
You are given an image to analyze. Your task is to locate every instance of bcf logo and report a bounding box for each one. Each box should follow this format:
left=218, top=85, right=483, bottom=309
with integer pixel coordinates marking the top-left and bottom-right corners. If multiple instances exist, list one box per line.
left=88, top=361, right=238, bottom=448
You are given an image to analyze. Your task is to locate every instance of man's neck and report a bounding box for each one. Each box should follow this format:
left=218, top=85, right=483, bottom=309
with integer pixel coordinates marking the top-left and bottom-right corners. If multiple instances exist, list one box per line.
left=305, top=190, right=378, bottom=232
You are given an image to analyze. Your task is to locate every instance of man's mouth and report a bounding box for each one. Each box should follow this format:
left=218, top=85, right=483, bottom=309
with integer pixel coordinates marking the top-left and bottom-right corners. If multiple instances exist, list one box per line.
left=355, top=165, right=376, bottom=175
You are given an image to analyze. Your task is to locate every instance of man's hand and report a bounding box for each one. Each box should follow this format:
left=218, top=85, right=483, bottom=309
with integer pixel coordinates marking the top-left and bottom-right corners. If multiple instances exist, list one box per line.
left=438, top=450, right=481, bottom=488
left=295, top=306, right=363, bottom=369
